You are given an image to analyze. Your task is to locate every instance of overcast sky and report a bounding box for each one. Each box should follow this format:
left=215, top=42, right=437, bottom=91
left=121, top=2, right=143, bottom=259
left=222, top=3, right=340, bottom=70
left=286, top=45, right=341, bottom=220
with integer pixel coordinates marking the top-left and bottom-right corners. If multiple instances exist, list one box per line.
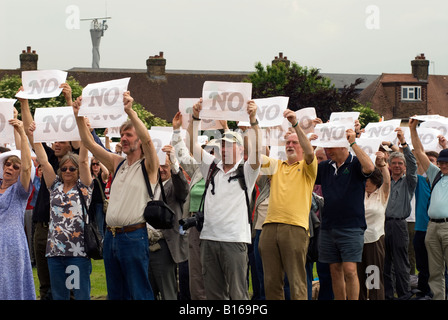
left=1, top=0, right=447, bottom=76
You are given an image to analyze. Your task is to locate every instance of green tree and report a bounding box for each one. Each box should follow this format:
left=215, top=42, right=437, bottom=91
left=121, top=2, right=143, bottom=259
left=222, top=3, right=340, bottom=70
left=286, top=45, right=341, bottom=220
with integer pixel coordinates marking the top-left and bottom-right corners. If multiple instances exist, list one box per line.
left=132, top=102, right=170, bottom=129
left=246, top=61, right=377, bottom=123
left=352, top=102, right=380, bottom=128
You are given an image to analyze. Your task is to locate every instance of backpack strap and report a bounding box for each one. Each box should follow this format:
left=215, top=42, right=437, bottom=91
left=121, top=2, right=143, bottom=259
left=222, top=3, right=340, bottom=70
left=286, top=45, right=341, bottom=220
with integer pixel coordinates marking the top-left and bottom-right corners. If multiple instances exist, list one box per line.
left=228, top=163, right=251, bottom=224
left=140, top=159, right=168, bottom=203
left=427, top=170, right=443, bottom=210
left=431, top=171, right=443, bottom=192
left=197, top=160, right=219, bottom=212
left=109, top=158, right=126, bottom=191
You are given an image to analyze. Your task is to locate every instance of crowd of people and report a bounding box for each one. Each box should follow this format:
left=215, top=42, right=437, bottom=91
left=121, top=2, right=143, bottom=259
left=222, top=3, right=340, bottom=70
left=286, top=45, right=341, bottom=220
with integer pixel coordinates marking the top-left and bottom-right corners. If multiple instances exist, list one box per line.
left=1, top=82, right=448, bottom=301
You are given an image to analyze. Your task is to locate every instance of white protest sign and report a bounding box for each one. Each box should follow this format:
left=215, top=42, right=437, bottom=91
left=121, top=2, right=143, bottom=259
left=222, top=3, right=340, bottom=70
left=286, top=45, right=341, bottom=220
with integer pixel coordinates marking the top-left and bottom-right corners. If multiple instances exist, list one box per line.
left=201, top=81, right=252, bottom=122
left=403, top=127, right=442, bottom=152
left=355, top=138, right=382, bottom=163
left=88, top=113, right=128, bottom=129
left=329, top=111, right=360, bottom=122
left=244, top=96, right=289, bottom=127
left=105, top=126, right=121, bottom=138
left=363, top=119, right=401, bottom=142
left=149, top=128, right=173, bottom=166
left=295, top=107, right=317, bottom=134
left=411, top=114, right=446, bottom=122
left=16, top=70, right=68, bottom=99
left=312, top=119, right=355, bottom=148
left=268, top=145, right=287, bottom=161
left=78, top=78, right=130, bottom=118
left=419, top=119, right=448, bottom=138
left=0, top=98, right=16, bottom=144
left=33, top=107, right=80, bottom=143
left=178, top=98, right=223, bottom=130
left=262, top=126, right=287, bottom=147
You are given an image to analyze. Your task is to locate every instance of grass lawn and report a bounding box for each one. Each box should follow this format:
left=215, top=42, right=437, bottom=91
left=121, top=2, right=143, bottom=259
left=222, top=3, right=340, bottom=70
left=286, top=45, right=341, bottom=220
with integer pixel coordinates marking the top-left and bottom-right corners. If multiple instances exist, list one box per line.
left=33, top=260, right=319, bottom=300
left=33, top=259, right=108, bottom=299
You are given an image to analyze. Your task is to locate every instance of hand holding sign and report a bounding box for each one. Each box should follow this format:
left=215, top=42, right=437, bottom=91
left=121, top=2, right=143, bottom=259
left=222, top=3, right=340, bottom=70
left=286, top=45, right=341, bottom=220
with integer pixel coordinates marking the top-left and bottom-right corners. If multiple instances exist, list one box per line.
left=247, top=100, right=258, bottom=124
left=375, top=151, right=387, bottom=167
left=284, top=109, right=298, bottom=126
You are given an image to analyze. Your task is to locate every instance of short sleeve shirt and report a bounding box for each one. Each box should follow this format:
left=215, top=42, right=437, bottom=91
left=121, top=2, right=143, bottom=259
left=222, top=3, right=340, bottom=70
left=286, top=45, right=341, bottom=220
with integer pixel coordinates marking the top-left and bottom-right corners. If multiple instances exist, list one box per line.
left=46, top=177, right=93, bottom=257
left=316, top=154, right=369, bottom=230
left=427, top=163, right=448, bottom=219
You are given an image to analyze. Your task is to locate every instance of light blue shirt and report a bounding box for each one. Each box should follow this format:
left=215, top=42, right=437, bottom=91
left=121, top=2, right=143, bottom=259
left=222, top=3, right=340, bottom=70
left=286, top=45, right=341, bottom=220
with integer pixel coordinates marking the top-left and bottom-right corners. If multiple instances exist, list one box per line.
left=427, top=163, right=448, bottom=219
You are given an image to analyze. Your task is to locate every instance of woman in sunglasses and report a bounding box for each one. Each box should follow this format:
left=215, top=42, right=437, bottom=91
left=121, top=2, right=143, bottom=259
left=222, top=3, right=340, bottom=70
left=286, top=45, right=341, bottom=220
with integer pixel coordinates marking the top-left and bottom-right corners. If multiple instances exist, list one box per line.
left=33, top=136, right=93, bottom=300
left=0, top=119, right=35, bottom=300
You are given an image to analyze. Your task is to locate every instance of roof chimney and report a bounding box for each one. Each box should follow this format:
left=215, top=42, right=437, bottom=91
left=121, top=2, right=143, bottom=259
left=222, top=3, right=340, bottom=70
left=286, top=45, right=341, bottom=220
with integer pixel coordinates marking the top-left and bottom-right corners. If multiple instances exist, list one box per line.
left=272, top=52, right=290, bottom=67
left=411, top=53, right=429, bottom=81
left=20, top=46, right=38, bottom=71
left=146, top=51, right=166, bottom=78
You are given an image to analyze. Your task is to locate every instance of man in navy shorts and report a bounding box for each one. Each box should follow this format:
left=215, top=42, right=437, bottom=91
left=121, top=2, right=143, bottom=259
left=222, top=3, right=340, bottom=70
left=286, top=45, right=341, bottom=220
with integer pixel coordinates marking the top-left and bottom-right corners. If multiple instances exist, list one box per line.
left=316, top=129, right=375, bottom=300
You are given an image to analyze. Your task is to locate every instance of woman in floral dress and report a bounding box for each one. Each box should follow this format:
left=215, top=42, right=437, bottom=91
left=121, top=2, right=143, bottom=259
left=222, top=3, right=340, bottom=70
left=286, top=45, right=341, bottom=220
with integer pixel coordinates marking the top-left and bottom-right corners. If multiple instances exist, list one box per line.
left=0, top=119, right=35, bottom=300
left=33, top=138, right=93, bottom=300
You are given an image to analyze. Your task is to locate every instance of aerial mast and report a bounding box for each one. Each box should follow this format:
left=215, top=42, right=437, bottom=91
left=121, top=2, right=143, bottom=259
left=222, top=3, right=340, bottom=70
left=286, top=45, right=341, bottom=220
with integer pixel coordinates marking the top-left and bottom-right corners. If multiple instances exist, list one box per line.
left=80, top=17, right=111, bottom=68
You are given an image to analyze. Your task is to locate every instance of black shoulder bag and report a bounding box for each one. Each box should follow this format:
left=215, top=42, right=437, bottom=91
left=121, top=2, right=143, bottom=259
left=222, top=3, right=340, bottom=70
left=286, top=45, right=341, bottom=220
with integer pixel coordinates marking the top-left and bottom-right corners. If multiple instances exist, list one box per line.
left=78, top=185, right=103, bottom=260
left=141, top=160, right=175, bottom=229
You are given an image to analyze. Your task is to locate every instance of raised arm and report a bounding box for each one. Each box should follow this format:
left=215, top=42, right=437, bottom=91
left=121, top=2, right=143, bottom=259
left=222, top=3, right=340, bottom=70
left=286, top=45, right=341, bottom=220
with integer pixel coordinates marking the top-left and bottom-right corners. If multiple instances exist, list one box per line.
left=347, top=129, right=375, bottom=175
left=409, top=117, right=430, bottom=172
left=17, top=87, right=34, bottom=145
left=78, top=143, right=92, bottom=187
left=72, top=96, right=121, bottom=174
left=188, top=99, right=206, bottom=163
left=284, top=109, right=315, bottom=165
left=375, top=151, right=390, bottom=200
left=246, top=100, right=262, bottom=170
left=123, top=91, right=159, bottom=184
left=10, top=119, right=32, bottom=191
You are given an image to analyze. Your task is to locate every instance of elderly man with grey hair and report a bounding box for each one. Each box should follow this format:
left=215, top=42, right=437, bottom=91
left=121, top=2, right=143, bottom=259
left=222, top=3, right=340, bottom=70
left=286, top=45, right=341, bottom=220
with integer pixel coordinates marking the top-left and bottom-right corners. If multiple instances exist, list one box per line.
left=383, top=127, right=418, bottom=300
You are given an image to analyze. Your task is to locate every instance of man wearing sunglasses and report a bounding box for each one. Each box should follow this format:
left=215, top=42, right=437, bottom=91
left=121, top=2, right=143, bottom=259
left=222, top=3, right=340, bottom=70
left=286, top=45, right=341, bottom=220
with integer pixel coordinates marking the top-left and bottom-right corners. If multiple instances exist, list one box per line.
left=73, top=91, right=159, bottom=300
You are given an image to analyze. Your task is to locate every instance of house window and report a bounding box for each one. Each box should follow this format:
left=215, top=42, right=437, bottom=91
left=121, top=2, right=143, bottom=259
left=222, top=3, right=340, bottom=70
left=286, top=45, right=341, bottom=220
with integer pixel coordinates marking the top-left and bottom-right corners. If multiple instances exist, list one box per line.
left=401, top=86, right=421, bottom=101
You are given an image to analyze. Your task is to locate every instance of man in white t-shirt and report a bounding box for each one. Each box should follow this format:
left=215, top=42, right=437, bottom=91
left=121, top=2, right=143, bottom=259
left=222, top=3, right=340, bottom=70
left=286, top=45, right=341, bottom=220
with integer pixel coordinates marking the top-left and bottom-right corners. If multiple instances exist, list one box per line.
left=186, top=98, right=261, bottom=300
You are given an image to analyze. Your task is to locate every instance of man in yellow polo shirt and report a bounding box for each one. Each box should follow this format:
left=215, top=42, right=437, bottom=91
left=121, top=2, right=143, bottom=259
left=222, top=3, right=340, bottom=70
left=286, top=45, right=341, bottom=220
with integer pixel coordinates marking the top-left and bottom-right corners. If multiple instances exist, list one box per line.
left=259, top=109, right=317, bottom=300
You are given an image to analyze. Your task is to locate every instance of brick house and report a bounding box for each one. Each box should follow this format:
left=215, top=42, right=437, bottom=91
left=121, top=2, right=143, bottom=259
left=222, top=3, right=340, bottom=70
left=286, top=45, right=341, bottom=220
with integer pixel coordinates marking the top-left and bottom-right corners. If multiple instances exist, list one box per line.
left=358, top=54, right=448, bottom=120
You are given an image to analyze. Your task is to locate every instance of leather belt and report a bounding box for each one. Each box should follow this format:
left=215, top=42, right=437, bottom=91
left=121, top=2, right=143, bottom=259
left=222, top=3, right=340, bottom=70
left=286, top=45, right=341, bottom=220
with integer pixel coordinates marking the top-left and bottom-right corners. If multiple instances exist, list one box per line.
left=107, top=222, right=146, bottom=237
left=430, top=218, right=448, bottom=223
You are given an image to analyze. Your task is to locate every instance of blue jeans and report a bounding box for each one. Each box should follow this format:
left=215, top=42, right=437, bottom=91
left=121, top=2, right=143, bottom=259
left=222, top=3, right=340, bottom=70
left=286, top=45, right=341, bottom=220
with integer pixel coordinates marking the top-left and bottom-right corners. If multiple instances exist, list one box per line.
left=103, top=227, right=154, bottom=300
left=47, top=256, right=92, bottom=300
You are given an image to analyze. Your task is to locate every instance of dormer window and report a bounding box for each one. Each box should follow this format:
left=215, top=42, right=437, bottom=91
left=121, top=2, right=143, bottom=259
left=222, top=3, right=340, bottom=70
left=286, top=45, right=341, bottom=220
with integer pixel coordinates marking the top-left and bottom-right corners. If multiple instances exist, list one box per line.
left=401, top=86, right=421, bottom=101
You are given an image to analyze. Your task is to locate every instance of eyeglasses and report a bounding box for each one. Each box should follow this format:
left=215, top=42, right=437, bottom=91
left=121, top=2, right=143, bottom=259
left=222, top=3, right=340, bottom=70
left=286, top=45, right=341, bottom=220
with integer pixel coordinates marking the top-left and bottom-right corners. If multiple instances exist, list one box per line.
left=91, top=163, right=100, bottom=166
left=61, top=166, right=77, bottom=172
left=4, top=161, right=20, bottom=170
